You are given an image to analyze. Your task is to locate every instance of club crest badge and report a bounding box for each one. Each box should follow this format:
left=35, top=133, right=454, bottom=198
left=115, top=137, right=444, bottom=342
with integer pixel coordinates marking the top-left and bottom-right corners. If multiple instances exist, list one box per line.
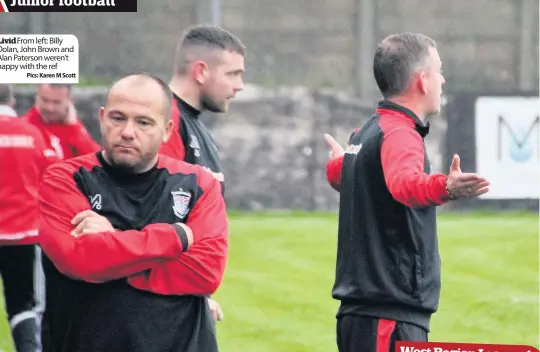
left=171, top=188, right=192, bottom=220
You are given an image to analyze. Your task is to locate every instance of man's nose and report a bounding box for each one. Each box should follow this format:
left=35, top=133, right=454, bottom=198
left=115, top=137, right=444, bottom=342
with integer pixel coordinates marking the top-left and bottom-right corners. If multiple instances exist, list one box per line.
left=235, top=79, right=244, bottom=92
left=120, top=121, right=136, bottom=139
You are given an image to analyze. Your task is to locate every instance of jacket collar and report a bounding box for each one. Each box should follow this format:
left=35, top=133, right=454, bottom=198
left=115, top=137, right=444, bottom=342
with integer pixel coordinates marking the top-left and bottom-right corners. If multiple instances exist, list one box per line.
left=0, top=105, right=17, bottom=117
left=376, top=100, right=430, bottom=138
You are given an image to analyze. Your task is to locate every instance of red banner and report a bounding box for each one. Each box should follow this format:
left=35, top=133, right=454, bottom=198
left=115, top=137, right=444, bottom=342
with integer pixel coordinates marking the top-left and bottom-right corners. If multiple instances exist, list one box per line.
left=396, top=342, right=539, bottom=352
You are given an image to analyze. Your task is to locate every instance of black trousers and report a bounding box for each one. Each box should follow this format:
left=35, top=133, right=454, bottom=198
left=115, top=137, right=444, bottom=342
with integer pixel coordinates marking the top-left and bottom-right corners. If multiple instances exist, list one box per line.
left=337, top=315, right=428, bottom=352
left=0, top=245, right=42, bottom=352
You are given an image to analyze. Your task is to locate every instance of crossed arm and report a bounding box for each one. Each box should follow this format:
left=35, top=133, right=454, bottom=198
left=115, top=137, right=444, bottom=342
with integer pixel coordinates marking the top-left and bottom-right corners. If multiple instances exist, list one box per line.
left=38, top=164, right=228, bottom=297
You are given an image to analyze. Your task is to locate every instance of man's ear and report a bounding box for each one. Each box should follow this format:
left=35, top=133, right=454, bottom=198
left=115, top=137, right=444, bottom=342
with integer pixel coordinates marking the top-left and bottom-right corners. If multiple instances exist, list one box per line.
left=192, top=61, right=209, bottom=85
left=98, top=107, right=106, bottom=135
left=99, top=106, right=105, bottom=123
left=417, top=71, right=428, bottom=95
left=163, top=119, right=174, bottom=143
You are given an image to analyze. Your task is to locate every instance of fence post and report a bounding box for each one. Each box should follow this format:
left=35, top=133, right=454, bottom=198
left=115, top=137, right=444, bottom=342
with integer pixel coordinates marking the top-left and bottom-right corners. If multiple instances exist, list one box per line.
left=354, top=0, right=376, bottom=101
left=519, top=0, right=537, bottom=91
left=28, top=13, right=47, bottom=34
left=197, top=0, right=221, bottom=26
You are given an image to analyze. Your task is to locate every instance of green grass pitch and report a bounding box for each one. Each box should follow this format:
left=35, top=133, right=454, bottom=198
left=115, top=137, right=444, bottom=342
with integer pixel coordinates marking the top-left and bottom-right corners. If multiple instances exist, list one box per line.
left=0, top=211, right=538, bottom=351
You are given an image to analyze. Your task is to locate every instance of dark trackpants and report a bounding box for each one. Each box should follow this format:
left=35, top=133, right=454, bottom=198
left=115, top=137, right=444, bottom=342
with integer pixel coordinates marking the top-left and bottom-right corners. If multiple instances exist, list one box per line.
left=0, top=245, right=44, bottom=352
left=337, top=315, right=428, bottom=352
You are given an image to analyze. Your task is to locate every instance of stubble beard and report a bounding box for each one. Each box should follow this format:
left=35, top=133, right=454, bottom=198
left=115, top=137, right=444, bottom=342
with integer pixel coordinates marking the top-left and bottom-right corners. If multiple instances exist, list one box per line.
left=201, top=93, right=226, bottom=114
left=104, top=146, right=158, bottom=174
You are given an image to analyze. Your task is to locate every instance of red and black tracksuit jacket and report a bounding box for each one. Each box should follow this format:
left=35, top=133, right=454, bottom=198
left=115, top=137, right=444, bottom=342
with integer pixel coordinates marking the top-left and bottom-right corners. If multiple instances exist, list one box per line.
left=327, top=100, right=451, bottom=332
left=0, top=110, right=57, bottom=245
left=38, top=152, right=228, bottom=352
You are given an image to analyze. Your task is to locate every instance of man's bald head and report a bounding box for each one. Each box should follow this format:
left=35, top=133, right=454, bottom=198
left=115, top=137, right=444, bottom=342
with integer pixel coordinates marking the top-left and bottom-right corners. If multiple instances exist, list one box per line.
left=99, top=72, right=175, bottom=174
left=106, top=73, right=173, bottom=120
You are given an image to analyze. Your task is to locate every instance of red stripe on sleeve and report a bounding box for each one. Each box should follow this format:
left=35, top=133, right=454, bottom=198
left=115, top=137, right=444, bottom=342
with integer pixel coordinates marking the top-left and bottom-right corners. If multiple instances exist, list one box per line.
left=379, top=114, right=449, bottom=208
left=326, top=155, right=344, bottom=191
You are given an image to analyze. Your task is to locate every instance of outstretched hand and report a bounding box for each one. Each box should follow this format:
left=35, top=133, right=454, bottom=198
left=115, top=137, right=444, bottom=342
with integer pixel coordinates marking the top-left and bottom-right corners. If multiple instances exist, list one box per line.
left=446, top=154, right=490, bottom=200
left=324, top=133, right=344, bottom=160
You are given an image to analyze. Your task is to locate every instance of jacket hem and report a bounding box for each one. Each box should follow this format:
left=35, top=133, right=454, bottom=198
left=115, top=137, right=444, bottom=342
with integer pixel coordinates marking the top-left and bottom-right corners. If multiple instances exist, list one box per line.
left=336, top=299, right=434, bottom=332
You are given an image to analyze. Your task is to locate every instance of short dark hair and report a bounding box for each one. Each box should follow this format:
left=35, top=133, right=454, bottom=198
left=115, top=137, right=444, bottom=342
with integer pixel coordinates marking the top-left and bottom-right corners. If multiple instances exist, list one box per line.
left=173, top=25, right=246, bottom=75
left=0, top=84, right=13, bottom=105
left=373, top=32, right=437, bottom=99
left=107, top=72, right=173, bottom=119
left=41, top=83, right=71, bottom=92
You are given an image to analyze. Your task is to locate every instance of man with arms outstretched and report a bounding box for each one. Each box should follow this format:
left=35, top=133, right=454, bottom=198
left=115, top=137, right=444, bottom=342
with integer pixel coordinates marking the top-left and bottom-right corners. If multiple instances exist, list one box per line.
left=324, top=33, right=491, bottom=351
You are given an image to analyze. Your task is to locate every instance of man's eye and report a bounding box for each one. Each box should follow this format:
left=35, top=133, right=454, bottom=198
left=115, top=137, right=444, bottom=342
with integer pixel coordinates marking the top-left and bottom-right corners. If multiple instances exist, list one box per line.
left=139, top=121, right=151, bottom=126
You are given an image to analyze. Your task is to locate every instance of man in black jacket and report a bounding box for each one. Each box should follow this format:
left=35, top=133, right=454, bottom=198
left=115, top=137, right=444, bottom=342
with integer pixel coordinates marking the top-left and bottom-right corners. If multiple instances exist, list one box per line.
left=160, top=24, right=245, bottom=194
left=159, top=24, right=246, bottom=322
left=324, top=32, right=491, bottom=351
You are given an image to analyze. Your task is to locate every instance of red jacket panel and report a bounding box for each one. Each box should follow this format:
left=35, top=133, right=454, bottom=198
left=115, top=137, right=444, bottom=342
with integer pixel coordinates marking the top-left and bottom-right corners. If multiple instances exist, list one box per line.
left=23, top=106, right=101, bottom=160
left=0, top=110, right=58, bottom=245
left=378, top=109, right=449, bottom=208
left=327, top=156, right=344, bottom=192
left=159, top=102, right=186, bottom=160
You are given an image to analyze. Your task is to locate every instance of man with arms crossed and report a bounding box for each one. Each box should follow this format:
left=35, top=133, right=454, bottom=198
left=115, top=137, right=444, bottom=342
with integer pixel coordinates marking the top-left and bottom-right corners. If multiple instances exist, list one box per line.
left=38, top=73, right=228, bottom=352
left=324, top=33, right=491, bottom=351
left=160, top=24, right=245, bottom=321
